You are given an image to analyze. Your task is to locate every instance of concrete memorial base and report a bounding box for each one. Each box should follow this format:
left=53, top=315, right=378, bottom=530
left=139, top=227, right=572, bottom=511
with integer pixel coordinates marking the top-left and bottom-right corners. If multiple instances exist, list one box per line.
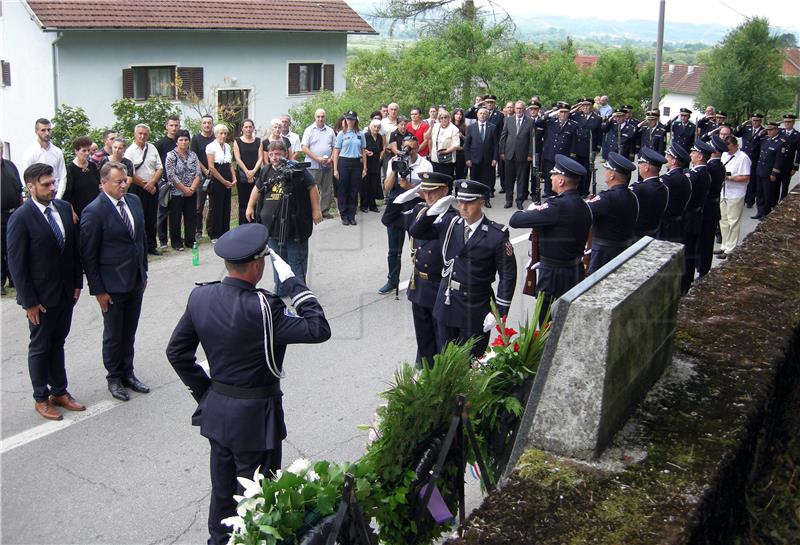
left=506, top=237, right=684, bottom=468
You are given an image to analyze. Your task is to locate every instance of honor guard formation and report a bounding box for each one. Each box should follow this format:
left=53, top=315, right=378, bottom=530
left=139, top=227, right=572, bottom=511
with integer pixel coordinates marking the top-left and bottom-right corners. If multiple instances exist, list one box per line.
left=4, top=97, right=798, bottom=545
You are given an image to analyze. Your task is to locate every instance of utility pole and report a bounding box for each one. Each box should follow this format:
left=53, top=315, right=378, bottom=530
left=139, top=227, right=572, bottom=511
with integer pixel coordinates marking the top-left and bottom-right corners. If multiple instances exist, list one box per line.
left=652, top=0, right=666, bottom=112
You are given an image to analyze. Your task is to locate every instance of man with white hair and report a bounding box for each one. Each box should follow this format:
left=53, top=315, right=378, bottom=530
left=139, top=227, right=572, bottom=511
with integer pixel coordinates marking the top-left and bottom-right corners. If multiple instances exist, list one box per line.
left=280, top=114, right=301, bottom=160
left=301, top=109, right=336, bottom=218
left=124, top=124, right=163, bottom=255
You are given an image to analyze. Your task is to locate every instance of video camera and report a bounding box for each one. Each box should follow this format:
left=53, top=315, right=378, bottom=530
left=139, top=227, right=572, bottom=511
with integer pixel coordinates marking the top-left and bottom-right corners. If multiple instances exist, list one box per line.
left=391, top=148, right=412, bottom=179
left=260, top=160, right=310, bottom=197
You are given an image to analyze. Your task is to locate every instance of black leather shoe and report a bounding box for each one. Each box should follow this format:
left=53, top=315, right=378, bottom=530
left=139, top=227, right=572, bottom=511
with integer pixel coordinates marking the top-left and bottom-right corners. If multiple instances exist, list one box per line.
left=351, top=218, right=357, bottom=226
left=745, top=202, right=754, bottom=209
left=498, top=189, right=506, bottom=193
left=750, top=214, right=764, bottom=220
left=108, top=382, right=130, bottom=401
left=503, top=202, right=512, bottom=208
left=122, top=376, right=150, bottom=394
left=516, top=203, right=524, bottom=210
left=369, top=206, right=379, bottom=212
left=148, top=249, right=162, bottom=256
left=377, top=282, right=397, bottom=294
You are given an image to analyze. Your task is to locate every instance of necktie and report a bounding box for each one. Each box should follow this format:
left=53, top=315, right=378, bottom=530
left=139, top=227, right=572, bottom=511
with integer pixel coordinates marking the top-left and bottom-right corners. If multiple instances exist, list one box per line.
left=463, top=225, right=471, bottom=244
left=517, top=117, right=522, bottom=132
left=480, top=124, right=485, bottom=141
left=44, top=207, right=64, bottom=251
left=117, top=200, right=135, bottom=239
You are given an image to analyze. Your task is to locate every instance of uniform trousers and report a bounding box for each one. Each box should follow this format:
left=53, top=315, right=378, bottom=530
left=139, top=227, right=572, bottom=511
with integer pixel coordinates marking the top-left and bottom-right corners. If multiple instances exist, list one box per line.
left=779, top=170, right=795, bottom=201
left=102, top=283, right=144, bottom=382
left=744, top=164, right=758, bottom=206
left=168, top=194, right=197, bottom=249
left=336, top=157, right=361, bottom=223
left=696, top=207, right=720, bottom=278
left=756, top=176, right=780, bottom=217
left=310, top=168, right=335, bottom=215
left=540, top=158, right=556, bottom=197
left=438, top=324, right=490, bottom=359
left=575, top=155, right=592, bottom=196
left=504, top=159, right=530, bottom=205
left=129, top=185, right=158, bottom=252
left=682, top=231, right=700, bottom=294
left=209, top=163, right=233, bottom=240
left=411, top=302, right=442, bottom=368
left=718, top=196, right=744, bottom=253
left=208, top=438, right=281, bottom=545
left=28, top=295, right=73, bottom=402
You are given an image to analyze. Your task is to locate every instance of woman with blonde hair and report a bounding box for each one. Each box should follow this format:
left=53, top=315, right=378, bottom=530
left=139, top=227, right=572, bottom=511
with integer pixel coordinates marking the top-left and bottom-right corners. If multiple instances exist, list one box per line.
left=205, top=124, right=236, bottom=241
left=425, top=108, right=461, bottom=177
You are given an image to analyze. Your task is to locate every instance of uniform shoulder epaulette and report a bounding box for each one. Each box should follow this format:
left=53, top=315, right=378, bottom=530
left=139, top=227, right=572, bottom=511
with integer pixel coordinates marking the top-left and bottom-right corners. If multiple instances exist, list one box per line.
left=194, top=281, right=221, bottom=287
left=487, top=220, right=509, bottom=233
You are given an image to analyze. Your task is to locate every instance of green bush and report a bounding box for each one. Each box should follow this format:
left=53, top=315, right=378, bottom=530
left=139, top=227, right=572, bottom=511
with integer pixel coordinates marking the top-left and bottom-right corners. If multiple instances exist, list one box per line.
left=111, top=96, right=181, bottom=141
left=51, top=105, right=92, bottom=162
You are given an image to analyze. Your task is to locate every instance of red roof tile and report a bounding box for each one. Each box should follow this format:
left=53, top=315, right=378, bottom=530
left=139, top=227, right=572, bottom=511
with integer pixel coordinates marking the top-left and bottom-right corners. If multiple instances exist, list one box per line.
left=783, top=48, right=800, bottom=76
left=574, top=54, right=599, bottom=68
left=26, top=0, right=376, bottom=33
left=660, top=63, right=706, bottom=95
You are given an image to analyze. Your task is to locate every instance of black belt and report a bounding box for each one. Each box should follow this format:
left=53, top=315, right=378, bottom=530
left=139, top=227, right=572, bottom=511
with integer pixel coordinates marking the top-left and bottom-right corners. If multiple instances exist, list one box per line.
left=211, top=381, right=281, bottom=399
left=339, top=157, right=361, bottom=162
left=539, top=256, right=582, bottom=268
left=592, top=237, right=632, bottom=249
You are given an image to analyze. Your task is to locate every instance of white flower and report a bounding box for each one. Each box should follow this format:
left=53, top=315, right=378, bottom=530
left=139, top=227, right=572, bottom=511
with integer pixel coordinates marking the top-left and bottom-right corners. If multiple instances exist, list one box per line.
left=221, top=516, right=245, bottom=531
left=252, top=465, right=265, bottom=483
left=236, top=476, right=262, bottom=498
left=236, top=496, right=265, bottom=517
left=306, top=469, right=319, bottom=481
left=287, top=458, right=311, bottom=475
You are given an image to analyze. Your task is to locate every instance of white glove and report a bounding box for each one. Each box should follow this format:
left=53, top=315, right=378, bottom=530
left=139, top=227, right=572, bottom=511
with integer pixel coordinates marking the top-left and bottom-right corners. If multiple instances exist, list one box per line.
left=270, top=251, right=295, bottom=282
left=393, top=185, right=421, bottom=205
left=526, top=202, right=539, bottom=211
left=426, top=195, right=456, bottom=216
left=482, top=312, right=497, bottom=333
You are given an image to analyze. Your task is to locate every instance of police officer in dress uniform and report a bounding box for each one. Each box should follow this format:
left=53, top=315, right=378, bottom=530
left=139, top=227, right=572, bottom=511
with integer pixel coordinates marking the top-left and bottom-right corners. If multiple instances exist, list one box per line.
left=509, top=155, right=592, bottom=318
left=631, top=147, right=668, bottom=239
left=734, top=113, right=764, bottom=208
left=752, top=121, right=787, bottom=219
left=682, top=139, right=713, bottom=293
left=393, top=171, right=457, bottom=368
left=408, top=179, right=516, bottom=358
left=635, top=109, right=667, bottom=156
left=535, top=101, right=579, bottom=198
left=778, top=114, right=799, bottom=201
left=586, top=152, right=639, bottom=274
left=656, top=142, right=692, bottom=243
left=569, top=97, right=602, bottom=197
left=696, top=134, right=727, bottom=278
left=165, top=223, right=331, bottom=545
left=528, top=100, right=546, bottom=201
left=602, top=107, right=637, bottom=161
left=666, top=108, right=696, bottom=152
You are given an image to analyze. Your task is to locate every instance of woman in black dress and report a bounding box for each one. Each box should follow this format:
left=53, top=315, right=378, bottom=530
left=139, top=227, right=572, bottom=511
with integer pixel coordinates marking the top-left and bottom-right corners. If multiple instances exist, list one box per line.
left=452, top=108, right=468, bottom=180
left=206, top=124, right=236, bottom=241
left=361, top=119, right=384, bottom=212
left=62, top=136, right=100, bottom=218
left=233, top=118, right=262, bottom=225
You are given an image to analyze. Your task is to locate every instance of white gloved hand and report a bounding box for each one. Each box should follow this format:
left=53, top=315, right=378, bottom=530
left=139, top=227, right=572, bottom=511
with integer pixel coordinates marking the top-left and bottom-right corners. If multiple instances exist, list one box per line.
left=426, top=195, right=456, bottom=216
left=526, top=202, right=539, bottom=211
left=270, top=251, right=295, bottom=282
left=482, top=312, right=497, bottom=333
left=393, top=185, right=421, bottom=205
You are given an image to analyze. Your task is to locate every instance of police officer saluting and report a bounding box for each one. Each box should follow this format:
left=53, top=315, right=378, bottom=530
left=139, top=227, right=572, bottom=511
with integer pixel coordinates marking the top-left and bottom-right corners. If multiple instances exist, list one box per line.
left=631, top=147, right=668, bottom=239
left=682, top=139, right=713, bottom=293
left=165, top=223, right=331, bottom=545
left=393, top=171, right=458, bottom=367
left=752, top=120, right=787, bottom=219
left=408, top=179, right=516, bottom=357
left=666, top=107, right=696, bottom=152
left=656, top=142, right=692, bottom=243
left=586, top=152, right=639, bottom=274
left=509, top=154, right=592, bottom=317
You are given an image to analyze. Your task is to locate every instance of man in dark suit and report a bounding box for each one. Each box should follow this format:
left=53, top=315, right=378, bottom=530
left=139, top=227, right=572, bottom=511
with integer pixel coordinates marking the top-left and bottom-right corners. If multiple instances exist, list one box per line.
left=7, top=163, right=85, bottom=420
left=499, top=100, right=534, bottom=208
left=464, top=106, right=498, bottom=207
left=79, top=161, right=150, bottom=401
left=166, top=223, right=331, bottom=545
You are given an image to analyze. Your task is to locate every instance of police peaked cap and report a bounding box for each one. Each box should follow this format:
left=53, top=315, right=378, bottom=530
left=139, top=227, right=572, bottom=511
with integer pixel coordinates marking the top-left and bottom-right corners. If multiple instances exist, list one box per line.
left=418, top=171, right=453, bottom=191
left=666, top=142, right=690, bottom=164
left=455, top=179, right=491, bottom=201
left=679, top=107, right=692, bottom=114
left=638, top=147, right=667, bottom=166
left=214, top=223, right=270, bottom=264
left=691, top=140, right=715, bottom=154
left=551, top=154, right=587, bottom=179
left=710, top=134, right=727, bottom=153
left=604, top=152, right=636, bottom=173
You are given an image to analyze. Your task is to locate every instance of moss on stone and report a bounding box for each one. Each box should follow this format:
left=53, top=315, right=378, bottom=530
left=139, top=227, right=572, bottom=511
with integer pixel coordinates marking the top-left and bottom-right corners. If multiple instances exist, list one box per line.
left=445, top=191, right=800, bottom=545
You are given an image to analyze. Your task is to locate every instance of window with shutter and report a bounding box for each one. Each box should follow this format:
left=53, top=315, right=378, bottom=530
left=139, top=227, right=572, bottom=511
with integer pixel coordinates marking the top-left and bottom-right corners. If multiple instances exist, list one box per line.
left=123, top=66, right=176, bottom=100
left=177, top=67, right=204, bottom=100
left=288, top=63, right=325, bottom=95
left=323, top=64, right=334, bottom=91
left=1, top=61, right=10, bottom=87
left=122, top=68, right=134, bottom=98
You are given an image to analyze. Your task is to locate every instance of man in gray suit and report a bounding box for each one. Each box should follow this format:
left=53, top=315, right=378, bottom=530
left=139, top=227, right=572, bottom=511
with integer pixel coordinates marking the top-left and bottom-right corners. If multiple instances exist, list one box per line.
left=499, top=100, right=534, bottom=209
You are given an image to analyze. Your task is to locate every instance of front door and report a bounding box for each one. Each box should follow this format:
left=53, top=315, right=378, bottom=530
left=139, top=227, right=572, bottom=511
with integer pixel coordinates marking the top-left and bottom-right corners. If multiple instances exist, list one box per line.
left=217, top=89, right=250, bottom=141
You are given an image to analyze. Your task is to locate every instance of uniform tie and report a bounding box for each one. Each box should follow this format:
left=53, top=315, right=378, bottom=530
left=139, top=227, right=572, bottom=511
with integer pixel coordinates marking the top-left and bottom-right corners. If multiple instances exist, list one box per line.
left=44, top=207, right=64, bottom=251
left=117, top=200, right=135, bottom=239
left=463, top=225, right=471, bottom=244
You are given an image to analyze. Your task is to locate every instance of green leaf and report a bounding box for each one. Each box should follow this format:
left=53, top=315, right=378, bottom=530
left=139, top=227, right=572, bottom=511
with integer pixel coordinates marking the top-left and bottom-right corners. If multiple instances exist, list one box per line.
left=259, top=525, right=283, bottom=540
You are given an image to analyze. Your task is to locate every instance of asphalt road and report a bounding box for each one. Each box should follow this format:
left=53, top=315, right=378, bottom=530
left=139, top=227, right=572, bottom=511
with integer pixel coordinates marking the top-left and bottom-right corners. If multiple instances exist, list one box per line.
left=0, top=172, right=777, bottom=545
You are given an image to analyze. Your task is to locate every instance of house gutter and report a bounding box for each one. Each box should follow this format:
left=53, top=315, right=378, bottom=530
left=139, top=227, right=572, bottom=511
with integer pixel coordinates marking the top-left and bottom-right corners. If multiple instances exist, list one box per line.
left=52, top=31, right=63, bottom=112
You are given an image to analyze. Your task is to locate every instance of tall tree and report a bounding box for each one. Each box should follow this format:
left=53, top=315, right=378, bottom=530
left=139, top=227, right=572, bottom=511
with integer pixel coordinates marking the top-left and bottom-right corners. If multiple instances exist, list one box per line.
left=697, top=17, right=794, bottom=121
left=585, top=47, right=655, bottom=117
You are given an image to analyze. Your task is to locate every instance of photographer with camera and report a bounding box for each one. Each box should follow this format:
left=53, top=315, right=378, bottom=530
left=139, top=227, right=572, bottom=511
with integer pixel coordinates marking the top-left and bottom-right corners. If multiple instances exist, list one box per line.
left=378, top=135, right=432, bottom=294
left=245, top=141, right=322, bottom=297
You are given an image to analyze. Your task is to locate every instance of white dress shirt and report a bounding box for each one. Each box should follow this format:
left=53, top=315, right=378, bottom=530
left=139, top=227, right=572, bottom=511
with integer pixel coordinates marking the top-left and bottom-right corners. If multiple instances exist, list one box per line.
left=463, top=215, right=485, bottom=242
left=104, top=192, right=135, bottom=235
left=21, top=142, right=67, bottom=199
left=31, top=198, right=65, bottom=239
left=124, top=143, right=163, bottom=181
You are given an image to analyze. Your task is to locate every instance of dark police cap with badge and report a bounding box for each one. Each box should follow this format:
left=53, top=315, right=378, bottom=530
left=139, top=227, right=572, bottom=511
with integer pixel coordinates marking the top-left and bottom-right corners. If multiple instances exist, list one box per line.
left=557, top=101, right=571, bottom=111
left=784, top=114, right=798, bottom=121
left=679, top=107, right=692, bottom=115
left=646, top=109, right=660, bottom=119
left=752, top=113, right=764, bottom=119
left=666, top=141, right=690, bottom=164
left=454, top=179, right=491, bottom=201
left=603, top=151, right=636, bottom=174
left=711, top=134, right=727, bottom=153
left=551, top=153, right=587, bottom=179
left=483, top=94, right=497, bottom=102
left=638, top=147, right=667, bottom=166
left=764, top=120, right=780, bottom=129
left=418, top=171, right=453, bottom=192
left=691, top=139, right=715, bottom=154
left=343, top=110, right=358, bottom=120
left=214, top=223, right=270, bottom=264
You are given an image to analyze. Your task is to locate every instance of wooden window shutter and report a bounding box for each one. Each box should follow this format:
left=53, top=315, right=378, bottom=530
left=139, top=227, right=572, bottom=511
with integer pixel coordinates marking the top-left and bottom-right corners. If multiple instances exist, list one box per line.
left=323, top=64, right=334, bottom=91
left=177, top=67, right=203, bottom=99
left=1, top=61, right=10, bottom=86
left=288, top=64, right=300, bottom=95
left=122, top=68, right=134, bottom=98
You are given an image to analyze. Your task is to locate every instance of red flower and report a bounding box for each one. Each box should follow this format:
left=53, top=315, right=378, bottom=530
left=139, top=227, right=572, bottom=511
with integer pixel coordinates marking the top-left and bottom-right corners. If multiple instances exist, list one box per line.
left=533, top=331, right=540, bottom=341
left=491, top=336, right=506, bottom=347
left=513, top=342, right=520, bottom=352
left=504, top=327, right=517, bottom=337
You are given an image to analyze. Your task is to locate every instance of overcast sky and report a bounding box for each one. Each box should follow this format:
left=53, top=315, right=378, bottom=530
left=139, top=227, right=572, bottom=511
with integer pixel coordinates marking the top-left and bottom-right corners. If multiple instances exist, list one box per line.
left=477, top=0, right=799, bottom=32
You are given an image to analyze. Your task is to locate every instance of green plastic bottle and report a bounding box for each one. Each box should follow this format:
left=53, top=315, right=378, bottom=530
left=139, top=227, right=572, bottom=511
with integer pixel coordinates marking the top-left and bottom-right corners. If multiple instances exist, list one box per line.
left=192, top=242, right=199, bottom=266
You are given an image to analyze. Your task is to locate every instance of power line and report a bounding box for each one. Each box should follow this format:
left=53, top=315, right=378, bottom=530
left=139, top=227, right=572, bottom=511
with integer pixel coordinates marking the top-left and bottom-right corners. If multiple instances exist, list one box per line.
left=714, top=0, right=751, bottom=22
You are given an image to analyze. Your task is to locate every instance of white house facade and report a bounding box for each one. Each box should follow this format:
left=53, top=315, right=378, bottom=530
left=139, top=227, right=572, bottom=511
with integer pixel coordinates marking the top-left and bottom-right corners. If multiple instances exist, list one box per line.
left=0, top=0, right=374, bottom=161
